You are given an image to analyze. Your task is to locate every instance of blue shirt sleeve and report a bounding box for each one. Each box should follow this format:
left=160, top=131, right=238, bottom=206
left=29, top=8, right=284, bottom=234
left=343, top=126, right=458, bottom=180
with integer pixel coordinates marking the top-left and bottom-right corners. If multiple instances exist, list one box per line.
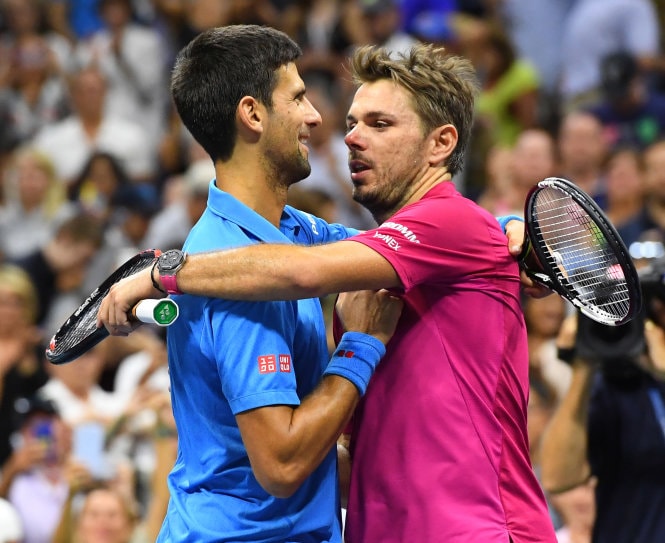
left=208, top=298, right=302, bottom=414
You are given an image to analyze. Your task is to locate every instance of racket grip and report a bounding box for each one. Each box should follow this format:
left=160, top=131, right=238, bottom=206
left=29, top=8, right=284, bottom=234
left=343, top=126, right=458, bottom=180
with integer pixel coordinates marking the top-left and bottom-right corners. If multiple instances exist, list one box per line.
left=132, top=299, right=179, bottom=327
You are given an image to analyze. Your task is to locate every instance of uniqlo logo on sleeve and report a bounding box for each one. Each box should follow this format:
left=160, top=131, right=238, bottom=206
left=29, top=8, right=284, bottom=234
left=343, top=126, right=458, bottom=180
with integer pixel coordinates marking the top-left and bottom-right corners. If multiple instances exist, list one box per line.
left=258, top=355, right=277, bottom=374
left=279, top=354, right=292, bottom=373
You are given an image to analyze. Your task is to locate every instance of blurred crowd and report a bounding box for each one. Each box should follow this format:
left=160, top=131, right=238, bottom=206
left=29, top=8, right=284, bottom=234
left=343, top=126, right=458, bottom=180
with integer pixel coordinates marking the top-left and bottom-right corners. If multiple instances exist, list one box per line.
left=1, top=0, right=665, bottom=542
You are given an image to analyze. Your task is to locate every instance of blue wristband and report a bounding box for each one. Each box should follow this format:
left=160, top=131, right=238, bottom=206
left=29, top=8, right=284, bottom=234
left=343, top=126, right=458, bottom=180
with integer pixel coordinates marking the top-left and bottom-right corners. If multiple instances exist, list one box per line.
left=496, top=214, right=523, bottom=234
left=323, top=332, right=386, bottom=396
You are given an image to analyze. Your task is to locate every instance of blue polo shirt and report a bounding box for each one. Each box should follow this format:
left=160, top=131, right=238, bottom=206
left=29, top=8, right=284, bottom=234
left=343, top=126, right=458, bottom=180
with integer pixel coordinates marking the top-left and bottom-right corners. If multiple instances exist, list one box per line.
left=157, top=181, right=357, bottom=543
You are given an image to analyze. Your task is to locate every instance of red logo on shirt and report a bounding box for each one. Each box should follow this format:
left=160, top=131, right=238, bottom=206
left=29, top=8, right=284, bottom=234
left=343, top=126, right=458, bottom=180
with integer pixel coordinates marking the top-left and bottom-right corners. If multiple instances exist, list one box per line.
left=258, top=354, right=292, bottom=373
left=279, top=354, right=292, bottom=373
left=258, top=355, right=277, bottom=374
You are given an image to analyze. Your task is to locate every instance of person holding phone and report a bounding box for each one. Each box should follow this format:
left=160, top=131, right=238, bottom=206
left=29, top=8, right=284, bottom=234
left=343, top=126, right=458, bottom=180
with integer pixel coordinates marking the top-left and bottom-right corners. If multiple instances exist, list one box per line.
left=0, top=396, right=93, bottom=543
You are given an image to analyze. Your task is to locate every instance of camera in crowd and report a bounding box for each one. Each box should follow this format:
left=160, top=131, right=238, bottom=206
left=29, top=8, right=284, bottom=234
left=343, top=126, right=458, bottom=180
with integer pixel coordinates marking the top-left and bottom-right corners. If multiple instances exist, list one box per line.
left=574, top=245, right=665, bottom=382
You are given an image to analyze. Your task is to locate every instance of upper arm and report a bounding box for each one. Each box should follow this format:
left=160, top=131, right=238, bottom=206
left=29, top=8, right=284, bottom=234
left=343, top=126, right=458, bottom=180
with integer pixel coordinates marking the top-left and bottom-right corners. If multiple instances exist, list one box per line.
left=236, top=404, right=297, bottom=482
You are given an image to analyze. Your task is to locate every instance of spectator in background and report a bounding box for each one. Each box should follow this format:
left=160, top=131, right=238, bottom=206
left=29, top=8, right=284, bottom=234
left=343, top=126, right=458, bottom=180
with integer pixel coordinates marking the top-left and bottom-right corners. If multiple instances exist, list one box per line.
left=468, top=23, right=540, bottom=199
left=0, top=0, right=73, bottom=72
left=0, top=33, right=69, bottom=155
left=353, top=0, right=419, bottom=54
left=638, top=139, right=665, bottom=242
left=505, top=128, right=558, bottom=214
left=52, top=485, right=138, bottom=543
left=10, top=211, right=104, bottom=331
left=67, top=151, right=131, bottom=223
left=52, top=403, right=176, bottom=543
left=587, top=51, right=665, bottom=152
left=548, top=478, right=595, bottom=543
left=40, top=348, right=111, bottom=426
left=602, top=146, right=650, bottom=247
left=474, top=24, right=540, bottom=148
left=73, top=0, right=169, bottom=150
left=0, top=147, right=74, bottom=261
left=556, top=111, right=609, bottom=208
left=0, top=497, right=23, bottom=543
left=540, top=307, right=665, bottom=542
left=0, top=265, right=48, bottom=468
left=495, top=0, right=574, bottom=127
left=0, top=396, right=92, bottom=543
left=522, top=294, right=571, bottom=532
left=31, top=65, right=156, bottom=186
left=400, top=0, right=484, bottom=52
left=475, top=143, right=516, bottom=215
left=143, top=157, right=215, bottom=251
left=523, top=295, right=571, bottom=404
left=46, top=0, right=104, bottom=44
left=280, top=0, right=352, bottom=80
left=558, top=0, right=660, bottom=112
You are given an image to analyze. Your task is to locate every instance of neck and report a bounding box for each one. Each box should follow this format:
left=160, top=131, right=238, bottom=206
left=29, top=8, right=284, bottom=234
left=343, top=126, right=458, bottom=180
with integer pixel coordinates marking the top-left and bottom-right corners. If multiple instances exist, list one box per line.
left=80, top=114, right=102, bottom=139
left=214, top=158, right=288, bottom=228
left=374, top=168, right=452, bottom=224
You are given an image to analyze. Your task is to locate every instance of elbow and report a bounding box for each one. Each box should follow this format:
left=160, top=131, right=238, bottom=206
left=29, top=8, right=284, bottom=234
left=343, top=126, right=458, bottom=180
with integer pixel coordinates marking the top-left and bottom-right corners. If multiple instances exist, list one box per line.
left=255, top=463, right=308, bottom=498
left=288, top=265, right=328, bottom=299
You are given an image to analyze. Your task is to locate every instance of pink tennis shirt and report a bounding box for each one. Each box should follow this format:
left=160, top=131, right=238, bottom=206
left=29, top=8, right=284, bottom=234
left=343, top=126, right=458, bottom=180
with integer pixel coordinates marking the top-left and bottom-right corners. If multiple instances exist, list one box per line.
left=340, top=182, right=556, bottom=543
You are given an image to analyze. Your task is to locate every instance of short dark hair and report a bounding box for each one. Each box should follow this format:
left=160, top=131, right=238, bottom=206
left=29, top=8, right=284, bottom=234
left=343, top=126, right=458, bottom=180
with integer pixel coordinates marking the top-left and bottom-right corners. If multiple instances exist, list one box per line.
left=171, top=25, right=302, bottom=162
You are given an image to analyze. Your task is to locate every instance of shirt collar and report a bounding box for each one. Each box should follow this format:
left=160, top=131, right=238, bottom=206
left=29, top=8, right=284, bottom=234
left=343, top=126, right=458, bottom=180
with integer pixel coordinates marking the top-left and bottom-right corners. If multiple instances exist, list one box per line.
left=206, top=180, right=297, bottom=243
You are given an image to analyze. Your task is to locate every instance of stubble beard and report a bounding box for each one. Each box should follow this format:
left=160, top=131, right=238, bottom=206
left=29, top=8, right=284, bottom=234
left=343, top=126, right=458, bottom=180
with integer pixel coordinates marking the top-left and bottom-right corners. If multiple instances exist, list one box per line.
left=352, top=177, right=402, bottom=225
left=268, top=145, right=312, bottom=189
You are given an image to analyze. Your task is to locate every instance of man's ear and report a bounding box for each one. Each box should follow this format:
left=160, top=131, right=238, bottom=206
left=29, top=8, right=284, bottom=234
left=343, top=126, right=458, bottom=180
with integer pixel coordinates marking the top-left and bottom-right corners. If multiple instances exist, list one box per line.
left=429, top=124, right=458, bottom=166
left=237, top=96, right=264, bottom=138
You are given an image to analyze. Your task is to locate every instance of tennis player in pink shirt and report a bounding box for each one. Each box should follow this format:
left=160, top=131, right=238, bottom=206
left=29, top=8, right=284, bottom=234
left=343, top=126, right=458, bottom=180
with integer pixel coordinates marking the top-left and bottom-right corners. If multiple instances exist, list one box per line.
left=99, top=42, right=557, bottom=542
left=337, top=180, right=553, bottom=542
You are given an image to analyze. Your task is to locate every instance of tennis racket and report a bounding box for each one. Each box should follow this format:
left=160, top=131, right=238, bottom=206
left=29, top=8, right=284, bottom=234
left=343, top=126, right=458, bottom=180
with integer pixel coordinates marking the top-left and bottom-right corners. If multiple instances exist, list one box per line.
left=45, top=249, right=179, bottom=365
left=519, top=177, right=642, bottom=326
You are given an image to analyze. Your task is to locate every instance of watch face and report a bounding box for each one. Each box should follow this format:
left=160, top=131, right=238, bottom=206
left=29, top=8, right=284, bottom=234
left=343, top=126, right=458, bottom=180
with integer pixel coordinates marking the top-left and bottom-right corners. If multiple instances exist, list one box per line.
left=159, top=250, right=184, bottom=272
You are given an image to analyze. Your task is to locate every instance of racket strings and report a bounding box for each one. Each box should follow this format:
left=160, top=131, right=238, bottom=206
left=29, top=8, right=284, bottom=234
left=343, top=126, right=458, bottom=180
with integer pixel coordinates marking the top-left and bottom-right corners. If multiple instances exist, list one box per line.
left=532, top=188, right=631, bottom=321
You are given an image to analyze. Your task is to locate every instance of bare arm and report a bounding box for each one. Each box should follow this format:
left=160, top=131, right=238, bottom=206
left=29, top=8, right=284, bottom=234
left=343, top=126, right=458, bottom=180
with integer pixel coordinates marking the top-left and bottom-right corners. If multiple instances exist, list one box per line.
left=237, top=288, right=402, bottom=498
left=539, top=315, right=595, bottom=493
left=539, top=358, right=596, bottom=493
left=97, top=217, right=539, bottom=334
left=98, top=240, right=398, bottom=332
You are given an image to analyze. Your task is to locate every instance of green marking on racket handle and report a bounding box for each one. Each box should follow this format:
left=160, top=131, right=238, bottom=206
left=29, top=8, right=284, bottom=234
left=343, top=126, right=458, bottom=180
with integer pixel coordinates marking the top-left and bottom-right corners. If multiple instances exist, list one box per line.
left=133, top=299, right=179, bottom=326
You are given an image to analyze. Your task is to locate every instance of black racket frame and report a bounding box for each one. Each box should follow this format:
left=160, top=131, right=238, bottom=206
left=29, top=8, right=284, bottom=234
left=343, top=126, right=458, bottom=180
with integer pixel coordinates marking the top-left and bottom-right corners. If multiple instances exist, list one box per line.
left=520, top=177, right=642, bottom=326
left=45, top=249, right=161, bottom=365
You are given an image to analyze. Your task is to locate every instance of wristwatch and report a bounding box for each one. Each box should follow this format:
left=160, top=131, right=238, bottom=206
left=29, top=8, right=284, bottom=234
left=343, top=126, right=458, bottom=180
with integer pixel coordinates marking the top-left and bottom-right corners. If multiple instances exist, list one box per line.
left=156, top=249, right=187, bottom=295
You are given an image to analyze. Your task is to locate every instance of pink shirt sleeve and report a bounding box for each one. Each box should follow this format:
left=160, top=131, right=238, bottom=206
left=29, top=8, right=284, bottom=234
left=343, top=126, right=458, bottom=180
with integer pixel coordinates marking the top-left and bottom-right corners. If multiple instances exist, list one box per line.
left=347, top=186, right=517, bottom=292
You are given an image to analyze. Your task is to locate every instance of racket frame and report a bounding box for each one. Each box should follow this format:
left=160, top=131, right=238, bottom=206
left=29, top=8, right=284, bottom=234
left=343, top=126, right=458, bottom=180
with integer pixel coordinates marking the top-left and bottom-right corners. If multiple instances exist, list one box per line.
left=45, top=249, right=162, bottom=365
left=521, top=177, right=642, bottom=326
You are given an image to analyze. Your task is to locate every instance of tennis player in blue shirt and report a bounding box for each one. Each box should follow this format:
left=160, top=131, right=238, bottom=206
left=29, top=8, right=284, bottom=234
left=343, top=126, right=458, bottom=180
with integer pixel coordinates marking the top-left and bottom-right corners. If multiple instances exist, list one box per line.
left=150, top=25, right=402, bottom=542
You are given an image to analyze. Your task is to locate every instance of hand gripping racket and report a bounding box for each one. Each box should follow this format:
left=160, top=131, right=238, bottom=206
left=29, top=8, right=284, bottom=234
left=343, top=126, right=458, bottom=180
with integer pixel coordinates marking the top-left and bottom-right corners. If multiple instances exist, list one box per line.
left=45, top=249, right=179, bottom=365
left=519, top=177, right=642, bottom=326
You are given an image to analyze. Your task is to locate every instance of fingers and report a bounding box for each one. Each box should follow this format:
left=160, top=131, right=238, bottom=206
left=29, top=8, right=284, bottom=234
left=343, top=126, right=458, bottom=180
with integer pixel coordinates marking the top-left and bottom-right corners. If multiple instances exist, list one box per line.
left=519, top=271, right=553, bottom=299
left=97, top=271, right=154, bottom=334
left=97, top=285, right=133, bottom=335
left=505, top=220, right=526, bottom=256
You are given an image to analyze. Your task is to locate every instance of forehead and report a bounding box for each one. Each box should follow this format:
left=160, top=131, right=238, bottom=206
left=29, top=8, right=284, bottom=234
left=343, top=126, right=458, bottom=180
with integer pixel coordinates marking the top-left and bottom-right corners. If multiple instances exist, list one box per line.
left=348, top=79, right=415, bottom=117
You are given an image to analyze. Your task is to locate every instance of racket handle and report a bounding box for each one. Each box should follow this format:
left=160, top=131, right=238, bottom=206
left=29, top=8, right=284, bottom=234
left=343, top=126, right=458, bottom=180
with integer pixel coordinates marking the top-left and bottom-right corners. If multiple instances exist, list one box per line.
left=132, top=299, right=179, bottom=327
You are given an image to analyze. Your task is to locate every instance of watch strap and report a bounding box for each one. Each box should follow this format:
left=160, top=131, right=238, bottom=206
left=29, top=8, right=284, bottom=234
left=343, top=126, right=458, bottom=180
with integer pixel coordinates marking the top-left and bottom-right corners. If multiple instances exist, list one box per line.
left=160, top=273, right=183, bottom=295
